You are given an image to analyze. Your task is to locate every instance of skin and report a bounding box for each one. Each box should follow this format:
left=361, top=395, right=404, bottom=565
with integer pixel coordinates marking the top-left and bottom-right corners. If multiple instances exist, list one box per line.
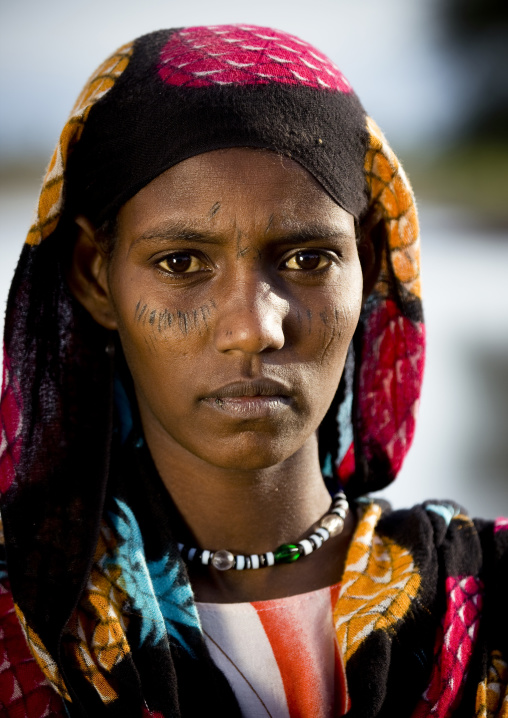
left=69, top=148, right=373, bottom=602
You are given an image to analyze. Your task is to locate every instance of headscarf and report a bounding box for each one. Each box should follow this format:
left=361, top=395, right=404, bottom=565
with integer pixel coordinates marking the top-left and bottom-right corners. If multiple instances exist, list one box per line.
left=0, top=25, right=428, bottom=715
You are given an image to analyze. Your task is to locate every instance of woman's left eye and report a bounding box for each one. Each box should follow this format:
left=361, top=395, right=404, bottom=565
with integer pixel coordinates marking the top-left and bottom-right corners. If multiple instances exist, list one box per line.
left=157, top=252, right=205, bottom=274
left=283, top=250, right=332, bottom=271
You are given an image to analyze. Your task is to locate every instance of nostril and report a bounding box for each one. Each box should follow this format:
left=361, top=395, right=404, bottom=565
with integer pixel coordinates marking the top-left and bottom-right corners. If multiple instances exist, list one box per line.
left=214, top=296, right=288, bottom=354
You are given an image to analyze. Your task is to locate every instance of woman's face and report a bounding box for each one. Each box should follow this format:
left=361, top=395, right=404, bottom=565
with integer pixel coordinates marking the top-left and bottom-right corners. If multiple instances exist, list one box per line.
left=98, top=148, right=364, bottom=470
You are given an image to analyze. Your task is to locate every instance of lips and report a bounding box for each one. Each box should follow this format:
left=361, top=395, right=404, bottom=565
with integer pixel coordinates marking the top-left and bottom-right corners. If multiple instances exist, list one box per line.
left=201, top=379, right=293, bottom=418
left=207, top=379, right=292, bottom=399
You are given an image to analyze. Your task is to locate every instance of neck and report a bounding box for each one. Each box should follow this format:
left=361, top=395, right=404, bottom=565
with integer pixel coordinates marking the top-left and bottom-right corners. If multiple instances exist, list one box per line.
left=141, top=415, right=355, bottom=602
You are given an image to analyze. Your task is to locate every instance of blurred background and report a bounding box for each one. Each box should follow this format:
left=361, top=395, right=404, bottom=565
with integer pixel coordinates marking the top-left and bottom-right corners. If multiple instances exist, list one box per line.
left=1, top=0, right=507, bottom=517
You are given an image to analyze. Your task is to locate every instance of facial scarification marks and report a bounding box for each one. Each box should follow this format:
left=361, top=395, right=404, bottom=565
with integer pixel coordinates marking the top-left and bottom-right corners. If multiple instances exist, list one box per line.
left=158, top=309, right=173, bottom=332
left=200, top=304, right=212, bottom=329
left=137, top=304, right=148, bottom=323
left=236, top=229, right=250, bottom=258
left=178, top=311, right=189, bottom=334
left=306, top=308, right=313, bottom=335
left=313, top=307, right=344, bottom=363
left=135, top=300, right=215, bottom=336
left=321, top=325, right=338, bottom=363
left=209, top=201, right=221, bottom=217
left=265, top=214, right=274, bottom=234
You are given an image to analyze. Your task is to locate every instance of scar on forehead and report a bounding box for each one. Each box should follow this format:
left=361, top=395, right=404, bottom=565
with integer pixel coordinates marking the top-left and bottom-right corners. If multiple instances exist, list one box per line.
left=236, top=228, right=250, bottom=258
left=209, top=202, right=221, bottom=218
left=265, top=214, right=274, bottom=233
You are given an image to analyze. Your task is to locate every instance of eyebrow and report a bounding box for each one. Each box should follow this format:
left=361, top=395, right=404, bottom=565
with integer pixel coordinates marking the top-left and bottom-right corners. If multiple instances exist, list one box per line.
left=130, top=219, right=352, bottom=249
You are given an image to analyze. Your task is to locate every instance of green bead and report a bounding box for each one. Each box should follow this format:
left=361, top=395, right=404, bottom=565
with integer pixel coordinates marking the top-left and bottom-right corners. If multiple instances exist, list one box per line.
left=274, top=543, right=302, bottom=563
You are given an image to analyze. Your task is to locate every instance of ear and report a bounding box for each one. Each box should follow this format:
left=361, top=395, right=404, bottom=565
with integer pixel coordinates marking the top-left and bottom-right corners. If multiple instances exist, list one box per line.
left=358, top=218, right=384, bottom=303
left=67, top=215, right=118, bottom=330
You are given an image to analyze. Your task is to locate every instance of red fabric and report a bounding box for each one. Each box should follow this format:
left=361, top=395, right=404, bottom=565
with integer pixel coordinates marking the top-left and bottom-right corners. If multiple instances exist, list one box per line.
left=411, top=576, right=483, bottom=717
left=159, top=25, right=352, bottom=91
left=358, top=299, right=425, bottom=477
left=0, top=579, right=65, bottom=717
left=0, top=352, right=23, bottom=495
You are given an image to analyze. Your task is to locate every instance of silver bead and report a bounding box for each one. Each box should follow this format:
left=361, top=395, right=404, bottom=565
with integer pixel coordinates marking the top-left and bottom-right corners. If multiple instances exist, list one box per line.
left=211, top=549, right=235, bottom=571
left=320, top=513, right=345, bottom=537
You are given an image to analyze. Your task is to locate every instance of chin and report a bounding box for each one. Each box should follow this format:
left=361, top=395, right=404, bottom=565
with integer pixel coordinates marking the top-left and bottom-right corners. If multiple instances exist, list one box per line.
left=193, top=430, right=312, bottom=473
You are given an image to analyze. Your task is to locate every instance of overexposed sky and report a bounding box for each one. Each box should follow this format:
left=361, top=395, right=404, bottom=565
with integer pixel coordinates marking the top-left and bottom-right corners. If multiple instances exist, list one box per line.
left=0, top=0, right=460, bottom=160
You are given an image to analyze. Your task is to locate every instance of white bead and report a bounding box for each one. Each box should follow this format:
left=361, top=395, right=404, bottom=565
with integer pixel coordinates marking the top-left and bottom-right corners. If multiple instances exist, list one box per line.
left=315, top=527, right=330, bottom=541
left=201, top=549, right=211, bottom=565
left=265, top=552, right=274, bottom=566
left=235, top=555, right=246, bottom=570
left=309, top=533, right=323, bottom=548
left=332, top=507, right=347, bottom=519
left=320, top=514, right=344, bottom=536
left=188, top=547, right=197, bottom=560
left=211, top=549, right=235, bottom=571
left=250, top=554, right=260, bottom=570
left=333, top=500, right=349, bottom=510
left=299, top=539, right=314, bottom=556
left=333, top=491, right=347, bottom=501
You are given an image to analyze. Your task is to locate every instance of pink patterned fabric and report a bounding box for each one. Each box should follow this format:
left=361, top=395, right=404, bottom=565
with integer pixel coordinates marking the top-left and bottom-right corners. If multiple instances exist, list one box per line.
left=0, top=577, right=65, bottom=717
left=357, top=300, right=425, bottom=478
left=494, top=517, right=508, bottom=533
left=0, top=351, right=23, bottom=494
left=158, top=25, right=352, bottom=92
left=411, top=576, right=484, bottom=717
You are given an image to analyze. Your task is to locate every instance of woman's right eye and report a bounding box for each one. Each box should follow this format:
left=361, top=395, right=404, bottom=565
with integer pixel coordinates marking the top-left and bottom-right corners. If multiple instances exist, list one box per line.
left=157, top=252, right=206, bottom=274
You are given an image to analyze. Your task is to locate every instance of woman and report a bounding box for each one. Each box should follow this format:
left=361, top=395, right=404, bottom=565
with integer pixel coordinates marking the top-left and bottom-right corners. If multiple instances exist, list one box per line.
left=0, top=25, right=506, bottom=717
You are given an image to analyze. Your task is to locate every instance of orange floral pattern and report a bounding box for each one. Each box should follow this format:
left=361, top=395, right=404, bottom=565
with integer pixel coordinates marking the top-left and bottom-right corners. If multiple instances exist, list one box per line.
left=26, top=42, right=133, bottom=247
left=333, top=502, right=421, bottom=663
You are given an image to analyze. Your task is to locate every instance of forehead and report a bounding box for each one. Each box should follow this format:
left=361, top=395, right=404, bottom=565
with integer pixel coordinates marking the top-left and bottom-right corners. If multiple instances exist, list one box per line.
left=116, top=148, right=355, bottom=238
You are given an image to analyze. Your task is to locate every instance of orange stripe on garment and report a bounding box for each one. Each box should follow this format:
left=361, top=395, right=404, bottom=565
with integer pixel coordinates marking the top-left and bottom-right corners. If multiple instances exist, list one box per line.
left=252, top=586, right=341, bottom=718
left=330, top=585, right=351, bottom=716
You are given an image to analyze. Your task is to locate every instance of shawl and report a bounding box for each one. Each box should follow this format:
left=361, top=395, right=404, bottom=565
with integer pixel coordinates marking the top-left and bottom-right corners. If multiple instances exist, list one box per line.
left=0, top=25, right=506, bottom=717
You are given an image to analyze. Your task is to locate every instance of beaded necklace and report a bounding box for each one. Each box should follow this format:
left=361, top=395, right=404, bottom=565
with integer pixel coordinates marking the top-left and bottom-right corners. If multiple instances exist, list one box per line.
left=177, top=490, right=349, bottom=571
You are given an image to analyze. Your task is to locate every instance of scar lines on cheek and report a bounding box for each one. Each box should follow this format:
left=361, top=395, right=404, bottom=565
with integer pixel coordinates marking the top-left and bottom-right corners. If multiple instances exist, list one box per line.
left=209, top=201, right=221, bottom=217
left=136, top=303, right=148, bottom=322
left=158, top=308, right=173, bottom=332
left=136, top=300, right=215, bottom=336
left=177, top=310, right=189, bottom=335
left=321, top=325, right=337, bottom=363
left=306, top=308, right=312, bottom=334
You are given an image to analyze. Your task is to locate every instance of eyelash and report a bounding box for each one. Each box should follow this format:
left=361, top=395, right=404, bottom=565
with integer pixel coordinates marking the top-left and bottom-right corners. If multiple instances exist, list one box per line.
left=155, top=249, right=336, bottom=277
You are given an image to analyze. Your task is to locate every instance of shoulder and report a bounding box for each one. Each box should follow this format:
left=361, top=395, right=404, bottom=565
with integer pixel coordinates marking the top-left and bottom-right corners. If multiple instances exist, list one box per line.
left=0, top=517, right=67, bottom=716
left=350, top=497, right=508, bottom=611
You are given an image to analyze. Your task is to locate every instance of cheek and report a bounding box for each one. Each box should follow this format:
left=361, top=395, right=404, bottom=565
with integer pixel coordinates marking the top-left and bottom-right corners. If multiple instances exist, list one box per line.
left=131, top=298, right=216, bottom=342
left=304, top=274, right=363, bottom=362
left=296, top=272, right=363, bottom=417
left=110, top=284, right=216, bottom=405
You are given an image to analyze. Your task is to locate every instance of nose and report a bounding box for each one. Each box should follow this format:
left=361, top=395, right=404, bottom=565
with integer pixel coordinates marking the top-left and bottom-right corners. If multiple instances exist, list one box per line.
left=213, top=276, right=288, bottom=355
